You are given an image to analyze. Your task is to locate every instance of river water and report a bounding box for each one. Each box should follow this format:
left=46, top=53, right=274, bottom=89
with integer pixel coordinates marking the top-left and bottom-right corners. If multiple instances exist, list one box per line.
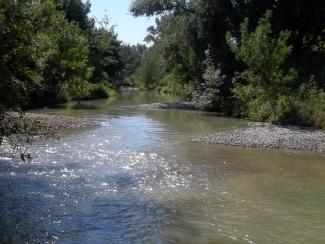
left=1, top=92, right=325, bottom=243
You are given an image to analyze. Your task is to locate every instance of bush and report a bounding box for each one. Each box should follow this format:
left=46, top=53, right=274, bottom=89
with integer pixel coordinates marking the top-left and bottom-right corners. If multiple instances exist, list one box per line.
left=233, top=78, right=325, bottom=128
left=227, top=10, right=298, bottom=95
left=192, top=50, right=226, bottom=110
left=295, top=82, right=325, bottom=128
left=88, top=84, right=109, bottom=99
left=69, top=83, right=118, bottom=101
left=157, top=71, right=192, bottom=98
left=229, top=11, right=301, bottom=124
left=135, top=47, right=165, bottom=90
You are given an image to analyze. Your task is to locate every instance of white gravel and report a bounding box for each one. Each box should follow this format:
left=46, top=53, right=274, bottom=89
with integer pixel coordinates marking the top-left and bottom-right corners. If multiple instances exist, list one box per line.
left=193, top=122, right=325, bottom=153
left=130, top=102, right=199, bottom=111
left=5, top=112, right=96, bottom=130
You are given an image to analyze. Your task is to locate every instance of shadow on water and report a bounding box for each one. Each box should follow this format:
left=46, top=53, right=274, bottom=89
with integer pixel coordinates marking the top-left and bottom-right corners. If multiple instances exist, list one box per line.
left=0, top=160, right=174, bottom=243
left=53, top=102, right=102, bottom=110
left=70, top=103, right=100, bottom=110
left=1, top=92, right=325, bottom=243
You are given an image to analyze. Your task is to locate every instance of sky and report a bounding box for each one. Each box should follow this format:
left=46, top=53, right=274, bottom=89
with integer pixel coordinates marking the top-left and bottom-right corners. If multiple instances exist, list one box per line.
left=89, top=0, right=155, bottom=45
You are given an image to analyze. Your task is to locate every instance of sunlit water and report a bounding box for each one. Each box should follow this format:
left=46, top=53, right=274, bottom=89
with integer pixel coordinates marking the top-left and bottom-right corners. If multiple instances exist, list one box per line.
left=1, top=92, right=325, bottom=243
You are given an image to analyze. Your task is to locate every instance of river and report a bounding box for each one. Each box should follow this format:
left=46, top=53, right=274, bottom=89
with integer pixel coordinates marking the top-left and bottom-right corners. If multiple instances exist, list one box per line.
left=1, top=92, right=325, bottom=243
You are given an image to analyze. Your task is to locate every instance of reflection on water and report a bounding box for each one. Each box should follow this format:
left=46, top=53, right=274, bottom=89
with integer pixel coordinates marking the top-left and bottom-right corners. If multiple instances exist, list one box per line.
left=1, top=92, right=325, bottom=243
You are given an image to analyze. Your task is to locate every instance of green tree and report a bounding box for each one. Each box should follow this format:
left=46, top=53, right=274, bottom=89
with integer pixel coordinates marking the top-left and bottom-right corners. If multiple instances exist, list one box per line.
left=55, top=0, right=94, bottom=31
left=0, top=0, right=57, bottom=148
left=120, top=44, right=147, bottom=85
left=135, top=47, right=165, bottom=90
left=192, top=50, right=226, bottom=110
left=88, top=19, right=123, bottom=87
left=130, top=0, right=192, bottom=17
left=31, top=1, right=93, bottom=104
left=228, top=11, right=298, bottom=122
left=0, top=0, right=39, bottom=112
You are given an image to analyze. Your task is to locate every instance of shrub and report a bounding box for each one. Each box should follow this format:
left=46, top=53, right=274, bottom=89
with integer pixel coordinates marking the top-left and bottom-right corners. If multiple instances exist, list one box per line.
left=227, top=10, right=297, bottom=95
left=228, top=11, right=300, bottom=123
left=295, top=82, right=325, bottom=128
left=192, top=50, right=226, bottom=110
left=158, top=71, right=192, bottom=98
left=88, top=84, right=109, bottom=99
left=69, top=83, right=118, bottom=101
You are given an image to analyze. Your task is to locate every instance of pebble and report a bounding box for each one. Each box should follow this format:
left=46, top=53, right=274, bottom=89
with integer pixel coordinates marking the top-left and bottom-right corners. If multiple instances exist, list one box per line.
left=192, top=122, right=325, bottom=153
left=5, top=112, right=97, bottom=130
left=129, top=102, right=199, bottom=111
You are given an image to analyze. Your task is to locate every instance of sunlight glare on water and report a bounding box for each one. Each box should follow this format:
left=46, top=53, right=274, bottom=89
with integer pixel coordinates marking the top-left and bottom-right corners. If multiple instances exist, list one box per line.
left=1, top=92, right=325, bottom=243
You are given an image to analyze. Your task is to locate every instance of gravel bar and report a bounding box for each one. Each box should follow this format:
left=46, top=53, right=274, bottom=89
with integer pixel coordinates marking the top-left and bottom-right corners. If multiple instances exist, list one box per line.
left=130, top=102, right=199, bottom=111
left=192, top=122, right=325, bottom=153
left=6, top=112, right=97, bottom=130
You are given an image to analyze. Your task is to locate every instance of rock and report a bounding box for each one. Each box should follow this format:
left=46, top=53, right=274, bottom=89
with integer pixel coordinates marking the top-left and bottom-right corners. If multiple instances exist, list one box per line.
left=5, top=112, right=97, bottom=130
left=128, top=102, right=199, bottom=111
left=192, top=122, right=325, bottom=153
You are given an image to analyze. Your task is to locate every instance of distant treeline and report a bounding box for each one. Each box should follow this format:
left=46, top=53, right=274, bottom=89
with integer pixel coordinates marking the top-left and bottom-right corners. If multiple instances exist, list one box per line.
left=1, top=0, right=325, bottom=130
left=0, top=0, right=146, bottom=112
left=130, top=0, right=325, bottom=128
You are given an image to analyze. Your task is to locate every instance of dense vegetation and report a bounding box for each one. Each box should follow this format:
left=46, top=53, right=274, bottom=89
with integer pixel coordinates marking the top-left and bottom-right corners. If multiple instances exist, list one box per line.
left=0, top=0, right=144, bottom=145
left=130, top=0, right=325, bottom=128
left=1, top=0, right=325, bottom=148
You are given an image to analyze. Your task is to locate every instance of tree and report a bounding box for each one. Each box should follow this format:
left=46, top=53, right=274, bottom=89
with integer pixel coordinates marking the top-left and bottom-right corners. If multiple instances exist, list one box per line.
left=32, top=3, right=93, bottom=104
left=55, top=0, right=94, bottom=31
left=192, top=50, right=226, bottom=110
left=228, top=11, right=298, bottom=122
left=135, top=47, right=165, bottom=90
left=88, top=18, right=123, bottom=87
left=120, top=44, right=147, bottom=85
left=129, top=0, right=192, bottom=17
left=0, top=0, right=39, bottom=112
left=0, top=0, right=57, bottom=148
left=229, top=11, right=297, bottom=95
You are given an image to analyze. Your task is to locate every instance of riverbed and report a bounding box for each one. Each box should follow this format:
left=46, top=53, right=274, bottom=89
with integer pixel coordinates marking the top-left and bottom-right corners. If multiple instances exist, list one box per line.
left=1, top=92, right=325, bottom=243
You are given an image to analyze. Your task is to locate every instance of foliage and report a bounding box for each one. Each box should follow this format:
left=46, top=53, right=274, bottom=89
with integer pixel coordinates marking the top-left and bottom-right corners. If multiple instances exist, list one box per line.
left=229, top=12, right=325, bottom=128
left=88, top=20, right=123, bottom=87
left=33, top=4, right=93, bottom=104
left=229, top=11, right=297, bottom=94
left=68, top=79, right=91, bottom=103
left=133, top=12, right=202, bottom=97
left=0, top=0, right=38, bottom=112
left=135, top=47, right=165, bottom=90
left=129, top=0, right=189, bottom=17
left=131, top=0, right=325, bottom=121
left=78, top=83, right=118, bottom=100
left=55, top=0, right=94, bottom=31
left=2, top=0, right=325, bottom=155
left=294, top=82, right=325, bottom=128
left=0, top=0, right=125, bottom=151
left=192, top=50, right=226, bottom=110
left=228, top=11, right=298, bottom=123
left=158, top=72, right=192, bottom=97
left=120, top=44, right=147, bottom=85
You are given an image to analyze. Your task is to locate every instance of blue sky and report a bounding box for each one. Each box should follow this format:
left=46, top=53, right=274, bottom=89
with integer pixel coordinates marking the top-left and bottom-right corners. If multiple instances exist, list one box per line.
left=89, top=0, right=155, bottom=45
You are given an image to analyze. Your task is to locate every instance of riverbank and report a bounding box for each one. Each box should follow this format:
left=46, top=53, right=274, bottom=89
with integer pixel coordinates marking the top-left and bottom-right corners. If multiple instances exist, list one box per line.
left=130, top=102, right=199, bottom=111
left=193, top=122, right=325, bottom=153
left=5, top=112, right=97, bottom=130
left=131, top=102, right=325, bottom=153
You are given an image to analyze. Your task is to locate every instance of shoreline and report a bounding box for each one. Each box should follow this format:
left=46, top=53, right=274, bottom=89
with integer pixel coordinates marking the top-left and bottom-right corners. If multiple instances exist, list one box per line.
left=129, top=102, right=200, bottom=111
left=5, top=112, right=97, bottom=130
left=7, top=102, right=325, bottom=154
left=130, top=102, right=325, bottom=153
left=192, top=122, right=325, bottom=153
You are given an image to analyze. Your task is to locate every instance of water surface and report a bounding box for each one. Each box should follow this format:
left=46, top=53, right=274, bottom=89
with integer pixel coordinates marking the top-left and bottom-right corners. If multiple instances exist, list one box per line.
left=1, top=92, right=325, bottom=243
